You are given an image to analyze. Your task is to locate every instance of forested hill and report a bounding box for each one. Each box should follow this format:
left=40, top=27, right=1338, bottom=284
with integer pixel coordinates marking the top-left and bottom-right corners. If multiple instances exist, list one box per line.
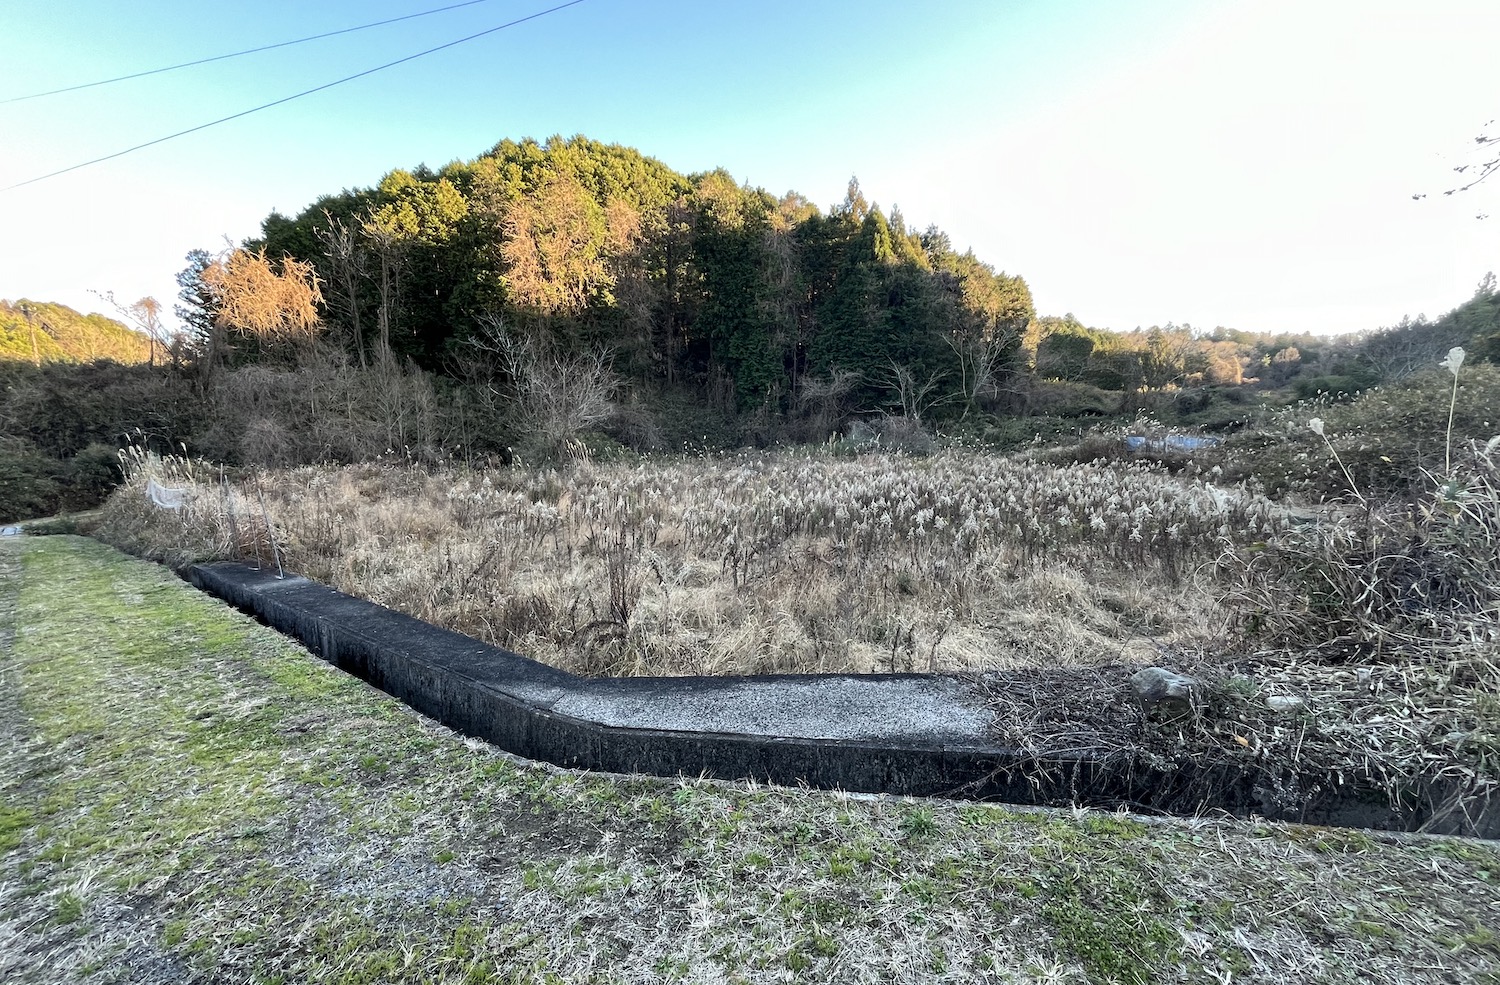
left=251, top=135, right=1035, bottom=411
left=0, top=300, right=151, bottom=365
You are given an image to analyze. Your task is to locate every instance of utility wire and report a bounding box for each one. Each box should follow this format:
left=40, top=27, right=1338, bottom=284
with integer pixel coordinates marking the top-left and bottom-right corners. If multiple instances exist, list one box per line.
left=2, top=0, right=503, bottom=104
left=1, top=0, right=587, bottom=192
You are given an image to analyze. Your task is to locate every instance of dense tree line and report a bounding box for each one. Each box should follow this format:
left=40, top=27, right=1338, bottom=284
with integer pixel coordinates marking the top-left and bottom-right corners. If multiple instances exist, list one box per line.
left=245, top=135, right=1035, bottom=418
left=1025, top=275, right=1500, bottom=409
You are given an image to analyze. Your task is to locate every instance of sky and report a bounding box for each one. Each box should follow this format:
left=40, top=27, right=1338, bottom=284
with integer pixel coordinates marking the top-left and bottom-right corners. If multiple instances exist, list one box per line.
left=1, top=0, right=1496, bottom=337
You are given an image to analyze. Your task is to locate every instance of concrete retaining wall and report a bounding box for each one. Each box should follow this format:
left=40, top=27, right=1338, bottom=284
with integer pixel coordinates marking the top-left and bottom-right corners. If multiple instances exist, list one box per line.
left=188, top=561, right=1497, bottom=837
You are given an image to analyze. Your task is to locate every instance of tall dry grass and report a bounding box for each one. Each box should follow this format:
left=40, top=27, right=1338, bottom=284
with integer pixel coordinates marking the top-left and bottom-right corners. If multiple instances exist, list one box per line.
left=97, top=448, right=1284, bottom=677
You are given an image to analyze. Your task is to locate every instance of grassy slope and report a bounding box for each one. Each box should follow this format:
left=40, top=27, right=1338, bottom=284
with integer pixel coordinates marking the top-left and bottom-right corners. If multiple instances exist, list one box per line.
left=0, top=301, right=151, bottom=364
left=1, top=538, right=1499, bottom=985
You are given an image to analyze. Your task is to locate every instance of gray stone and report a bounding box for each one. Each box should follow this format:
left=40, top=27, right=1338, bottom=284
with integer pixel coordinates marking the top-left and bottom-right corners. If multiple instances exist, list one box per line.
left=1265, top=695, right=1305, bottom=713
left=1131, top=666, right=1201, bottom=717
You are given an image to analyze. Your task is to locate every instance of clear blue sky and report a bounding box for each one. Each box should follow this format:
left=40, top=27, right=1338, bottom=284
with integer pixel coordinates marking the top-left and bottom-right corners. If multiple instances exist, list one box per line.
left=1, top=0, right=1496, bottom=336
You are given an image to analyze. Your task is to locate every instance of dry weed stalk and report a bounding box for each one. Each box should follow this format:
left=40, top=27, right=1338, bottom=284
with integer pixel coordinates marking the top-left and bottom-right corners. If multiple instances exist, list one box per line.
left=98, top=449, right=1272, bottom=678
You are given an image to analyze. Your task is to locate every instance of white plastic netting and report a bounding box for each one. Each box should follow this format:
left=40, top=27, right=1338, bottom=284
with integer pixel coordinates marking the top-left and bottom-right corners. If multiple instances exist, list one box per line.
left=145, top=478, right=190, bottom=510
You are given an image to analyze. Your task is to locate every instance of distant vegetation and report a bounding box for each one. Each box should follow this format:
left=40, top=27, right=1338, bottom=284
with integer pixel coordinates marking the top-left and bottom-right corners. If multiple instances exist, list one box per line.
left=0, top=300, right=151, bottom=365
left=2, top=134, right=1499, bottom=524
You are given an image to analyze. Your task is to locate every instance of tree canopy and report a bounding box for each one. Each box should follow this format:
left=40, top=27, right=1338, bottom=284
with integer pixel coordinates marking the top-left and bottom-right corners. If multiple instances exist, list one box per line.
left=251, top=135, right=1036, bottom=416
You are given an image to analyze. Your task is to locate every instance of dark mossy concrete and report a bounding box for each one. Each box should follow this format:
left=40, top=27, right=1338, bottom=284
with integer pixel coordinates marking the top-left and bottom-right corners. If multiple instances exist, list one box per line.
left=188, top=561, right=1498, bottom=837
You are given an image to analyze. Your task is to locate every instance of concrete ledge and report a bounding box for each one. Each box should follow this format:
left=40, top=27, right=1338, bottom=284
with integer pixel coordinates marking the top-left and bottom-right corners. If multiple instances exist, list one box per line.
left=188, top=561, right=1497, bottom=837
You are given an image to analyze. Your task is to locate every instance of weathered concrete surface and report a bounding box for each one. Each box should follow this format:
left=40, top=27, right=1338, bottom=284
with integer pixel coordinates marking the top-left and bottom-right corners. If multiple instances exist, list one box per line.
left=552, top=675, right=991, bottom=742
left=187, top=560, right=1498, bottom=837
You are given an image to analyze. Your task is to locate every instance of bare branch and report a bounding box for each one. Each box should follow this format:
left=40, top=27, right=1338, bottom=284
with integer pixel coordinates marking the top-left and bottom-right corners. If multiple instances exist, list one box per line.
left=471, top=314, right=619, bottom=454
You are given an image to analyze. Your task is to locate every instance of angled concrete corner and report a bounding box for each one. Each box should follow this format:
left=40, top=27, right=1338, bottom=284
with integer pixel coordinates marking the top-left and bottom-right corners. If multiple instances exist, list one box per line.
left=186, top=561, right=1497, bottom=837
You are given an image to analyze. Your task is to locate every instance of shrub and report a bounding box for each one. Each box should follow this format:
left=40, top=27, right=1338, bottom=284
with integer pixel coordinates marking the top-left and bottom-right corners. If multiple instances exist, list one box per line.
left=599, top=397, right=663, bottom=452
left=1293, top=373, right=1376, bottom=401
left=1224, top=363, right=1500, bottom=500
left=1018, top=379, right=1122, bottom=417
left=0, top=361, right=203, bottom=459
left=1224, top=454, right=1499, bottom=658
left=875, top=415, right=936, bottom=455
left=0, top=441, right=121, bottom=523
left=1225, top=351, right=1500, bottom=657
left=0, top=445, right=62, bottom=524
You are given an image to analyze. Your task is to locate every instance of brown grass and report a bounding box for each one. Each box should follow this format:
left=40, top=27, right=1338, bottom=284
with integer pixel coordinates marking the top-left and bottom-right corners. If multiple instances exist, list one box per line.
left=96, top=448, right=1280, bottom=677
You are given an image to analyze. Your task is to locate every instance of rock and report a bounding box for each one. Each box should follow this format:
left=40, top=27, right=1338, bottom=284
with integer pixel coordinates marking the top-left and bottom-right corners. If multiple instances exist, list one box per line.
left=1131, top=667, right=1201, bottom=717
left=1265, top=695, right=1305, bottom=712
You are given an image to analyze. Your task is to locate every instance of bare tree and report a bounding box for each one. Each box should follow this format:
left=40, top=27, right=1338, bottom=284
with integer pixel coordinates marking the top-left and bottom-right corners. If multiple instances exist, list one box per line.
left=1413, top=119, right=1498, bottom=219
left=1359, top=317, right=1468, bottom=381
left=946, top=329, right=1020, bottom=421
left=883, top=361, right=949, bottom=424
left=93, top=290, right=171, bottom=365
left=471, top=315, right=619, bottom=456
left=314, top=211, right=370, bottom=367
left=361, top=213, right=407, bottom=362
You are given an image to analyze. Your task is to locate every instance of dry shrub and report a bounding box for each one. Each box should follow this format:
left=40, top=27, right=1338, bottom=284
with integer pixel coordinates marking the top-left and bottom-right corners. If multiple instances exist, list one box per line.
left=93, top=445, right=277, bottom=569
left=201, top=351, right=446, bottom=466
left=1225, top=452, right=1500, bottom=659
left=875, top=415, right=937, bottom=455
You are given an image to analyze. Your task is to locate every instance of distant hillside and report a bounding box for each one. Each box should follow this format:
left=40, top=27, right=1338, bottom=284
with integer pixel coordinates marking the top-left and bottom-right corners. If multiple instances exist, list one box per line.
left=0, top=300, right=152, bottom=364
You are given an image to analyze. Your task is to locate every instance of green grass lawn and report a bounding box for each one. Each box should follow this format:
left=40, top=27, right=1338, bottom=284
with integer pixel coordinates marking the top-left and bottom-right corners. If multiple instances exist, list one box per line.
left=2, top=536, right=1498, bottom=984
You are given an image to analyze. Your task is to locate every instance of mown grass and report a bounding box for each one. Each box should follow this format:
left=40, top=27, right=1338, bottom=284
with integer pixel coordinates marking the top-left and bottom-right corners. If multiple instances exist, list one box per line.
left=3, top=536, right=1500, bottom=983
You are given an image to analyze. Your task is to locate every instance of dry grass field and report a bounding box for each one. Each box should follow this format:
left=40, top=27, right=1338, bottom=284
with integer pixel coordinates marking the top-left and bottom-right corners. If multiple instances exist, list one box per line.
left=97, top=448, right=1283, bottom=678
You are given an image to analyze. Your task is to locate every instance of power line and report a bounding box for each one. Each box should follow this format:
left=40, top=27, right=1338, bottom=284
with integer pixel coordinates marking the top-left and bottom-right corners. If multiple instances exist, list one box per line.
left=1, top=0, right=503, bottom=104
left=1, top=0, right=588, bottom=192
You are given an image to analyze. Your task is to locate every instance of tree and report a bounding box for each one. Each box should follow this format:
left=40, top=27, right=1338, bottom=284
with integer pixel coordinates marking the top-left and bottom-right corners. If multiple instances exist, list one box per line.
left=1140, top=327, right=1188, bottom=389
left=690, top=172, right=788, bottom=408
left=197, top=247, right=323, bottom=379
left=1202, top=341, right=1246, bottom=385
left=202, top=248, right=322, bottom=342
left=883, top=360, right=948, bottom=423
left=1034, top=319, right=1096, bottom=381
left=128, top=298, right=166, bottom=368
left=16, top=301, right=41, bottom=367
left=1266, top=345, right=1302, bottom=384
left=931, top=249, right=1033, bottom=416
left=501, top=169, right=612, bottom=316
left=470, top=315, right=618, bottom=456
left=175, top=249, right=217, bottom=355
left=313, top=211, right=370, bottom=367
left=94, top=291, right=170, bottom=368
left=361, top=213, right=408, bottom=362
